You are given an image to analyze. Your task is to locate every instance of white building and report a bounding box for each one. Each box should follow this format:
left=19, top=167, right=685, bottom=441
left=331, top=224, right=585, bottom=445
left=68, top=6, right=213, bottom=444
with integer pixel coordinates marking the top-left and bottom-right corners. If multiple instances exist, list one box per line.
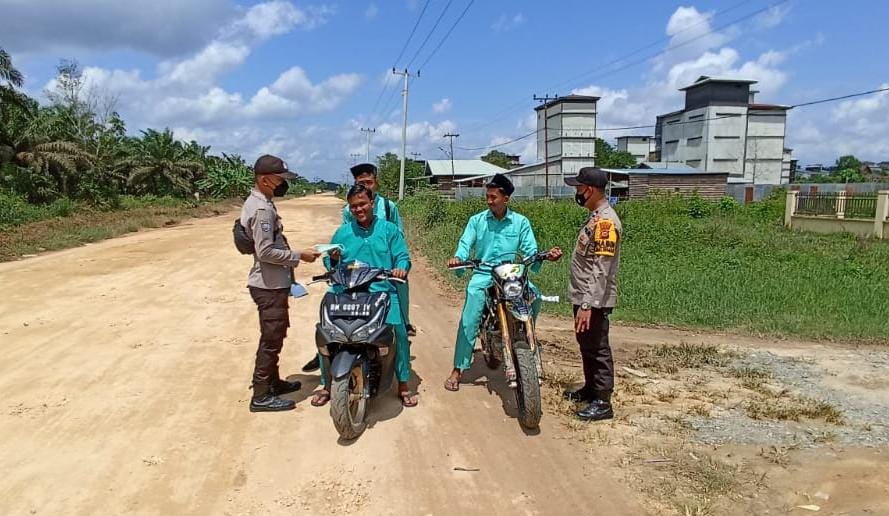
left=616, top=136, right=656, bottom=164
left=470, top=95, right=599, bottom=194
left=655, top=76, right=791, bottom=185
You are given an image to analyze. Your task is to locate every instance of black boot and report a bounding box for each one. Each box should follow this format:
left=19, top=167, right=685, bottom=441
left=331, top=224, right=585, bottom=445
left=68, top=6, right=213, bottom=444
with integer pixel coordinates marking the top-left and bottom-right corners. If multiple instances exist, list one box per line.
left=250, top=394, right=296, bottom=412
left=301, top=356, right=320, bottom=372
left=575, top=391, right=613, bottom=421
left=270, top=379, right=302, bottom=396
left=563, top=386, right=595, bottom=403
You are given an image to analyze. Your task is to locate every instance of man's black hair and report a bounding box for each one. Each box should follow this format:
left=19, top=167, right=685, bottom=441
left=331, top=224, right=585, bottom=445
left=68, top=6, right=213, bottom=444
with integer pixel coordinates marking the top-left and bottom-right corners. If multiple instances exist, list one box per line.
left=346, top=183, right=375, bottom=202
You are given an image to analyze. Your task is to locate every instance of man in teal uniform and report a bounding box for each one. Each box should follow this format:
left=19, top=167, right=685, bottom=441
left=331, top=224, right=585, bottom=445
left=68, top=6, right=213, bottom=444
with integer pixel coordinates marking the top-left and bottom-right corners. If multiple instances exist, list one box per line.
left=444, top=174, right=561, bottom=391
left=310, top=184, right=418, bottom=408
left=301, top=163, right=413, bottom=373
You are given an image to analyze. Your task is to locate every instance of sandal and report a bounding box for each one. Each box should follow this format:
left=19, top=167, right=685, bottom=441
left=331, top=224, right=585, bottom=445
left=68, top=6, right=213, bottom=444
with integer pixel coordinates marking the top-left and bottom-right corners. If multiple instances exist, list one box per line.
left=310, top=389, right=330, bottom=407
left=399, top=390, right=419, bottom=407
left=444, top=376, right=460, bottom=392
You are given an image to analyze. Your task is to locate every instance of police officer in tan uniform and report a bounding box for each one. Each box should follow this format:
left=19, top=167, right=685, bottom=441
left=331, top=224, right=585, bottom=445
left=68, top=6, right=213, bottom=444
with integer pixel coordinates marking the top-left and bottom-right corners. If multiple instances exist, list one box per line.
left=240, top=154, right=320, bottom=412
left=564, top=167, right=621, bottom=421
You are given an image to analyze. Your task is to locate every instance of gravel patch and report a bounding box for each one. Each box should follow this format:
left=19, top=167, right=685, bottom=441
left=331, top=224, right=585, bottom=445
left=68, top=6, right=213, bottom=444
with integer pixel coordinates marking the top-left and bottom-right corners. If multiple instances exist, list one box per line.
left=688, top=349, right=889, bottom=447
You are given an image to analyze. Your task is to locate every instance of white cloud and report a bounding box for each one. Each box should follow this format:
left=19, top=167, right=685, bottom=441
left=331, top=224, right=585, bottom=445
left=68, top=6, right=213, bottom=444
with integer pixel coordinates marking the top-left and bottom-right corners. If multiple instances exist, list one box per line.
left=365, top=3, right=379, bottom=20
left=231, top=1, right=335, bottom=38
left=492, top=13, right=525, bottom=32
left=755, top=3, right=793, bottom=30
left=159, top=42, right=251, bottom=87
left=788, top=83, right=889, bottom=163
left=35, top=0, right=361, bottom=174
left=432, top=98, right=452, bottom=114
left=653, top=6, right=733, bottom=72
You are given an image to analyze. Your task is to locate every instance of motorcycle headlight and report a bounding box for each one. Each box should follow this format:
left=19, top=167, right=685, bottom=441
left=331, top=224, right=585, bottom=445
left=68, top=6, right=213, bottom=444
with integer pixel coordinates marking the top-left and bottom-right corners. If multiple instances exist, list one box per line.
left=503, top=280, right=523, bottom=299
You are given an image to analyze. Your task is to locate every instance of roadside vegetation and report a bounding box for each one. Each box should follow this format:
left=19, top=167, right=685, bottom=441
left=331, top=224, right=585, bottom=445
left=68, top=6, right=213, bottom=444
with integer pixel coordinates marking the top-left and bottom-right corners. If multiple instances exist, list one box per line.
left=1, top=50, right=333, bottom=259
left=399, top=191, right=889, bottom=342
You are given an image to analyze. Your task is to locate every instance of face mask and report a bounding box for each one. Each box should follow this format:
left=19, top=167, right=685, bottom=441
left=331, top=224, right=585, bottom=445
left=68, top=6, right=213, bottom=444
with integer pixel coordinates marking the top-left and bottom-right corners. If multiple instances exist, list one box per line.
left=273, top=181, right=289, bottom=197
left=574, top=188, right=589, bottom=207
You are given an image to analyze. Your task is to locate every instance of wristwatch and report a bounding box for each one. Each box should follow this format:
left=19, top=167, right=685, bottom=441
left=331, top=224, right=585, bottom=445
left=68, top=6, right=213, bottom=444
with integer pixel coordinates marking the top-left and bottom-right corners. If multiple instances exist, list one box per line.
left=580, top=302, right=591, bottom=310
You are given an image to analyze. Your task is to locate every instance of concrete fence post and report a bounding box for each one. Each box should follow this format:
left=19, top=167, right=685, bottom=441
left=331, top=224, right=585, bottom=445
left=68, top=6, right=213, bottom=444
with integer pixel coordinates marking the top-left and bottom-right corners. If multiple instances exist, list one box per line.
left=785, top=190, right=798, bottom=228
left=875, top=191, right=889, bottom=239
left=836, top=194, right=846, bottom=219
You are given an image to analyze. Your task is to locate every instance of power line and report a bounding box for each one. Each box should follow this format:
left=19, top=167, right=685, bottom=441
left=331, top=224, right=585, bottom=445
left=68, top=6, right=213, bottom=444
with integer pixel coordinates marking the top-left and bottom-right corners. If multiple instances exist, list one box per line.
left=405, top=0, right=454, bottom=69
left=462, top=0, right=784, bottom=134
left=789, top=86, right=889, bottom=109
left=456, top=85, right=889, bottom=152
left=418, top=0, right=476, bottom=71
left=393, top=0, right=431, bottom=67
left=368, top=0, right=432, bottom=124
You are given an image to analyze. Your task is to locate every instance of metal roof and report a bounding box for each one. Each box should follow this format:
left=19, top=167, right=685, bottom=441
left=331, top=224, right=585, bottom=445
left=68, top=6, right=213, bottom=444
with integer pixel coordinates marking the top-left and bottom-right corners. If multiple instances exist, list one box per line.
left=637, top=161, right=695, bottom=170
left=679, top=76, right=758, bottom=91
left=601, top=167, right=729, bottom=176
left=616, top=135, right=653, bottom=141
left=424, top=159, right=507, bottom=177
left=534, top=94, right=600, bottom=111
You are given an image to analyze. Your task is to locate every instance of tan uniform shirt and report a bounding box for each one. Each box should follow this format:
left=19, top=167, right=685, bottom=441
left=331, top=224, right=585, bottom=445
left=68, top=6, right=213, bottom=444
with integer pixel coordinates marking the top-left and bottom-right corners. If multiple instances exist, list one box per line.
left=568, top=203, right=621, bottom=309
left=240, top=188, right=301, bottom=289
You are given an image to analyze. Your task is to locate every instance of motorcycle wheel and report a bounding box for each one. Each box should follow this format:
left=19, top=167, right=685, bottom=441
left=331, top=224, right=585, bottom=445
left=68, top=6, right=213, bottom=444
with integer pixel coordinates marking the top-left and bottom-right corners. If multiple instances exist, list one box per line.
left=330, top=364, right=367, bottom=440
left=513, top=345, right=542, bottom=430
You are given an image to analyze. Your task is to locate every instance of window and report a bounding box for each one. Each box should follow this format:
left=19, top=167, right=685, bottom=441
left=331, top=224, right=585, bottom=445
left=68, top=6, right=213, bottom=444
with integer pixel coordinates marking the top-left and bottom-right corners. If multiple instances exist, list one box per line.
left=688, top=114, right=704, bottom=121
left=666, top=119, right=680, bottom=125
left=714, top=135, right=740, bottom=139
left=713, top=158, right=739, bottom=162
left=686, top=160, right=702, bottom=167
left=715, top=112, right=743, bottom=117
left=687, top=136, right=702, bottom=147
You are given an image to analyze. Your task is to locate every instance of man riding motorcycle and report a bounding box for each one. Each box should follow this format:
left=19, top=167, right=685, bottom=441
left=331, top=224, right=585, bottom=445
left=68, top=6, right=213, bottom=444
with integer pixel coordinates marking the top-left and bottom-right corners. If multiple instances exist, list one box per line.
left=444, top=173, right=561, bottom=391
left=310, top=183, right=418, bottom=408
left=301, top=162, right=413, bottom=374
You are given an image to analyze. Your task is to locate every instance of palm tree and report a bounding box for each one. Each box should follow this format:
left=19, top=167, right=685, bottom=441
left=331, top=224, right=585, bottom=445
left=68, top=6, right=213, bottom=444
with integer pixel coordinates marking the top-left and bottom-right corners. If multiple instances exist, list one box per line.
left=125, top=128, right=204, bottom=196
left=0, top=48, right=31, bottom=114
left=0, top=48, right=24, bottom=88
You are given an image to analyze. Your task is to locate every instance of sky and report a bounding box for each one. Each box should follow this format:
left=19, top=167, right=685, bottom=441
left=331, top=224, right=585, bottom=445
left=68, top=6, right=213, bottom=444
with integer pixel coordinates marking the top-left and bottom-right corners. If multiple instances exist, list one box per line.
left=3, top=0, right=889, bottom=182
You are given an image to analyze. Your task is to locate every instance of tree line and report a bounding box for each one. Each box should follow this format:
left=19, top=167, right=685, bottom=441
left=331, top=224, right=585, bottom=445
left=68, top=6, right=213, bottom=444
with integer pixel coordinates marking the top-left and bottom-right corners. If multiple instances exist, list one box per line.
left=0, top=49, right=330, bottom=210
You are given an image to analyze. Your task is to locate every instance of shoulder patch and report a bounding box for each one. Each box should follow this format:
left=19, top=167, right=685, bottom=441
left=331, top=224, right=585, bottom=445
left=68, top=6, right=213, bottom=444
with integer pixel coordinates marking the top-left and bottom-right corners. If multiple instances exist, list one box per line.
left=260, top=221, right=272, bottom=233
left=592, top=218, right=618, bottom=256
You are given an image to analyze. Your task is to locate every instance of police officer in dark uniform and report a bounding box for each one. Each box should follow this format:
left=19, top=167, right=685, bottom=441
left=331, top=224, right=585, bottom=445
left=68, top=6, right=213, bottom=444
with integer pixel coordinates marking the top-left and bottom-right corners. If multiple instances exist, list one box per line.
left=240, top=155, right=320, bottom=412
left=564, top=167, right=622, bottom=421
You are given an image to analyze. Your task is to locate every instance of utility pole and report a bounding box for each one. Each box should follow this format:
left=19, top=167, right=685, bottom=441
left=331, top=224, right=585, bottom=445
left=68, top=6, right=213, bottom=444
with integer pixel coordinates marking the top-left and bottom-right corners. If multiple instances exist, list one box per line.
left=409, top=152, right=422, bottom=161
left=359, top=127, right=376, bottom=162
left=443, top=133, right=460, bottom=187
left=534, top=94, right=558, bottom=198
left=393, top=68, right=419, bottom=200
left=349, top=153, right=361, bottom=165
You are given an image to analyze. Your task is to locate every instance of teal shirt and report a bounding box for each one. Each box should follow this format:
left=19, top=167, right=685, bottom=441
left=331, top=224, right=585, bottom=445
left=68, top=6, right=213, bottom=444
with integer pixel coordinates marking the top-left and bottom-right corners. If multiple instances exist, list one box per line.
left=342, top=195, right=403, bottom=231
left=454, top=209, right=542, bottom=274
left=326, top=217, right=411, bottom=296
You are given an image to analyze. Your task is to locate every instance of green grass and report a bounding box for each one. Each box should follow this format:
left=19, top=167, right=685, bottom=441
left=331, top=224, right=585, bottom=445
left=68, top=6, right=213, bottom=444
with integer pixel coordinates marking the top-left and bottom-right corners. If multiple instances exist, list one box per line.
left=0, top=195, right=238, bottom=261
left=399, top=191, right=889, bottom=343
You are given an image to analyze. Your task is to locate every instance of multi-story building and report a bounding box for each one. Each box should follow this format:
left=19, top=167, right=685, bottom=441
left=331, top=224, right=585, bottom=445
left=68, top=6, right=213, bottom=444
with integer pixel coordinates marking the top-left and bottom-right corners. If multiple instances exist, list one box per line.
left=616, top=136, right=656, bottom=164
left=655, top=76, right=791, bottom=184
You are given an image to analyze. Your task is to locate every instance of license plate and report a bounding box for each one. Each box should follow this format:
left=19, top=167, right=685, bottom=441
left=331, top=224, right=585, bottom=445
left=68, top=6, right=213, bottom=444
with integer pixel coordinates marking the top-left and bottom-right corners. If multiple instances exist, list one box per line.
left=329, top=302, right=372, bottom=317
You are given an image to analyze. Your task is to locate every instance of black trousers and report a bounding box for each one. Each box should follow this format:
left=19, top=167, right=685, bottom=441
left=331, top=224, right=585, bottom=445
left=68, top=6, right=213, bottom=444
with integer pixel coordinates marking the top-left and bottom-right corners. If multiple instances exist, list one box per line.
left=249, top=287, right=290, bottom=398
left=573, top=305, right=615, bottom=396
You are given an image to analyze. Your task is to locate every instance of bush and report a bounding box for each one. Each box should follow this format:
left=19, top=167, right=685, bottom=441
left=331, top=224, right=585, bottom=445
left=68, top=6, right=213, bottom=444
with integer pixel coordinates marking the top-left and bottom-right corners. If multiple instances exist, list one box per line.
left=398, top=191, right=889, bottom=342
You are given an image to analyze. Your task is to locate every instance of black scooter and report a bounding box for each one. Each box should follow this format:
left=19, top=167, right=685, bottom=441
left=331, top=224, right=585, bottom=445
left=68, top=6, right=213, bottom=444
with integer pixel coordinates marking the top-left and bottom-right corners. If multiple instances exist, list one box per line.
left=312, top=261, right=404, bottom=440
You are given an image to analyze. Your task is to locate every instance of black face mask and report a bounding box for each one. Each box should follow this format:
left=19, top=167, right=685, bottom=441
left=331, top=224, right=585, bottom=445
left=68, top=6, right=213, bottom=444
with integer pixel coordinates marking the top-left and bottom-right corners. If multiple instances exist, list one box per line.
left=273, top=181, right=289, bottom=197
left=574, top=188, right=590, bottom=207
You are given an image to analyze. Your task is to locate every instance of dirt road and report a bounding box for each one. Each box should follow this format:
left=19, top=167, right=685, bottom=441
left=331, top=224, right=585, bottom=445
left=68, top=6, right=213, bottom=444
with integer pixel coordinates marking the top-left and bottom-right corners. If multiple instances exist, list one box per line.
left=0, top=195, right=644, bottom=515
